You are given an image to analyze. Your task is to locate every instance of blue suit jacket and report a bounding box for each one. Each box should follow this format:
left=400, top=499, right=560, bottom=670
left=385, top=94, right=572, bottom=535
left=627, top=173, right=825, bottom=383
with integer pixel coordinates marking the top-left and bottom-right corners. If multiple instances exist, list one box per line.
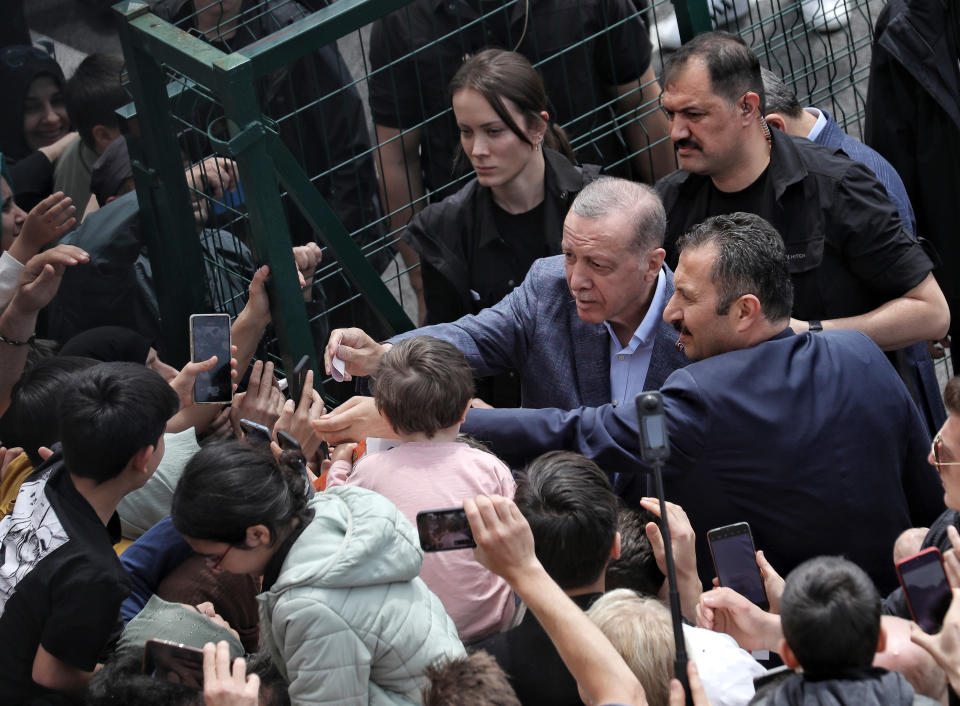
left=393, top=255, right=689, bottom=410
left=462, top=329, right=944, bottom=593
left=814, top=109, right=917, bottom=236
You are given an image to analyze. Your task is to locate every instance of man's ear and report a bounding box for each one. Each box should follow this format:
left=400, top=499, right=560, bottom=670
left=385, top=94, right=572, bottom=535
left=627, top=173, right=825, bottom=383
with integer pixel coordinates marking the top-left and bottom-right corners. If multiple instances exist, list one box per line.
left=245, top=524, right=272, bottom=548
left=644, top=247, right=667, bottom=281
left=128, top=445, right=155, bottom=476
left=90, top=125, right=120, bottom=155
left=610, top=531, right=621, bottom=560
left=780, top=639, right=801, bottom=669
left=740, top=92, right=761, bottom=123
left=764, top=113, right=788, bottom=133
left=731, top=293, right=762, bottom=330
left=875, top=623, right=887, bottom=654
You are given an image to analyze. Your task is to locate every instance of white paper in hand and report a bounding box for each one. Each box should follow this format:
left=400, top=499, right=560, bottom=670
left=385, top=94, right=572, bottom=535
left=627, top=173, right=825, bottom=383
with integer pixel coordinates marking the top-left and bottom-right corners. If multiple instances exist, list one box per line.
left=331, top=354, right=346, bottom=382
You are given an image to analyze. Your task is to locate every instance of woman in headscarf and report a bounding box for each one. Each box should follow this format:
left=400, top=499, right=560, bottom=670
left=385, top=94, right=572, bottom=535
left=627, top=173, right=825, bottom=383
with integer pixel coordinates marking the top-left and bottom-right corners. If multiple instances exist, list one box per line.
left=0, top=45, right=74, bottom=211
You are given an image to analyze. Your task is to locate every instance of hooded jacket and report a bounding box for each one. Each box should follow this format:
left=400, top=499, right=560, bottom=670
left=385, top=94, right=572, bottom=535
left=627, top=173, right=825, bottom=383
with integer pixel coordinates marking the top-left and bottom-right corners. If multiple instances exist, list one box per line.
left=749, top=668, right=939, bottom=706
left=258, top=486, right=465, bottom=705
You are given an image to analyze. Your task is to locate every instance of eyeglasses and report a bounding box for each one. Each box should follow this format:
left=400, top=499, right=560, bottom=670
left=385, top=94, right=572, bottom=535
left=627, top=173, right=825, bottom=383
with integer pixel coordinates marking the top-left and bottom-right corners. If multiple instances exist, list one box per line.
left=205, top=544, right=232, bottom=572
left=931, top=430, right=960, bottom=470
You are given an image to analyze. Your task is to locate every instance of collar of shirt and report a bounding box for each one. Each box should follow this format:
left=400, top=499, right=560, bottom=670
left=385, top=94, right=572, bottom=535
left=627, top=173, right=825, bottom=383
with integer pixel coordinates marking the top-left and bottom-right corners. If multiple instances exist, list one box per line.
left=803, top=107, right=828, bottom=142
left=603, top=268, right=666, bottom=407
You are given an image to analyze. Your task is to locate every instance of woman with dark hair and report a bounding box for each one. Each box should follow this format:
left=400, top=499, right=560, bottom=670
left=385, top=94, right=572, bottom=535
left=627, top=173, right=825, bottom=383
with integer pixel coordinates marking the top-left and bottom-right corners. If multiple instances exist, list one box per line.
left=170, top=440, right=464, bottom=705
left=406, top=49, right=600, bottom=405
left=0, top=45, right=77, bottom=211
left=0, top=45, right=70, bottom=163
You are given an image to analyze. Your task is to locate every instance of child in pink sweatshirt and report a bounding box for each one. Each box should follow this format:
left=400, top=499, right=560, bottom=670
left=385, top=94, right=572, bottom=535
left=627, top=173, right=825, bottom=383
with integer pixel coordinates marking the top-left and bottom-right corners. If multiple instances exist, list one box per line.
left=326, top=336, right=516, bottom=642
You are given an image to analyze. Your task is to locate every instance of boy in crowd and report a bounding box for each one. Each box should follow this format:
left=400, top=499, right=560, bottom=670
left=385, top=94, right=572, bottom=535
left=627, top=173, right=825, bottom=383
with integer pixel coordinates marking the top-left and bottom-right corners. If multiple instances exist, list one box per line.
left=751, top=556, right=938, bottom=705
left=0, top=361, right=178, bottom=703
left=326, top=335, right=515, bottom=643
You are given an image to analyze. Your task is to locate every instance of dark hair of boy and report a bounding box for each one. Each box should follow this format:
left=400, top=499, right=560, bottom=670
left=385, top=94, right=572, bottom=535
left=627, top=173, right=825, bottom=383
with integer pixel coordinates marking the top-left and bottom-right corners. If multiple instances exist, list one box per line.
left=515, top=451, right=618, bottom=590
left=87, top=649, right=291, bottom=706
left=423, top=651, right=521, bottom=706
left=780, top=556, right=881, bottom=673
left=64, top=53, right=126, bottom=150
left=605, top=507, right=665, bottom=596
left=0, top=356, right=97, bottom=466
left=58, top=361, right=178, bottom=484
left=373, top=336, right=474, bottom=438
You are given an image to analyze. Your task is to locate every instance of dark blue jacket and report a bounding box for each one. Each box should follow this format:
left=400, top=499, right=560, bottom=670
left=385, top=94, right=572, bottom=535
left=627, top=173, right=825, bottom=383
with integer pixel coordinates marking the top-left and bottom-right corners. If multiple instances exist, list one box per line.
left=463, top=329, right=944, bottom=593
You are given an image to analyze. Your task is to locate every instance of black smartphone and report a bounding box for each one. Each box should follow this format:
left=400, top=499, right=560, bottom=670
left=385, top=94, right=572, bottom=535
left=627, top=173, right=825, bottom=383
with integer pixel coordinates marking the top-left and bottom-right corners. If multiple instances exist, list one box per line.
left=416, top=507, right=476, bottom=552
left=291, top=355, right=310, bottom=401
left=239, top=418, right=272, bottom=445
left=707, top=522, right=769, bottom=610
left=896, top=547, right=951, bottom=633
left=189, top=314, right=232, bottom=404
left=141, top=638, right=204, bottom=689
left=276, top=429, right=301, bottom=453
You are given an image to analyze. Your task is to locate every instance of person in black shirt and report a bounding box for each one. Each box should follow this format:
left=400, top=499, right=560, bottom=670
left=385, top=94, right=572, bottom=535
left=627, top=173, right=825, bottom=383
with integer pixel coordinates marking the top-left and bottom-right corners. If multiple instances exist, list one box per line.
left=471, top=451, right=620, bottom=706
left=655, top=31, right=950, bottom=352
left=0, top=362, right=178, bottom=704
left=405, top=50, right=602, bottom=406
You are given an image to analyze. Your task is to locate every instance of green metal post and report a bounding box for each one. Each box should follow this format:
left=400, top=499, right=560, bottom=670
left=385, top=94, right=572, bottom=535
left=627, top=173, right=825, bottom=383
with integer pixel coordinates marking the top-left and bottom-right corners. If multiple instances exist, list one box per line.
left=673, top=0, right=713, bottom=45
left=212, top=53, right=321, bottom=386
left=265, top=136, right=414, bottom=334
left=115, top=1, right=207, bottom=365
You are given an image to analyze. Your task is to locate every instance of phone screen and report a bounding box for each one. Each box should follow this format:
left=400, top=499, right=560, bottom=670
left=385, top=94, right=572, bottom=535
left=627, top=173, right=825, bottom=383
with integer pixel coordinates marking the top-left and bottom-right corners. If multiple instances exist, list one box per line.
left=708, top=523, right=769, bottom=609
left=190, top=314, right=232, bottom=404
left=416, top=508, right=476, bottom=552
left=898, top=549, right=951, bottom=633
left=142, top=639, right=204, bottom=689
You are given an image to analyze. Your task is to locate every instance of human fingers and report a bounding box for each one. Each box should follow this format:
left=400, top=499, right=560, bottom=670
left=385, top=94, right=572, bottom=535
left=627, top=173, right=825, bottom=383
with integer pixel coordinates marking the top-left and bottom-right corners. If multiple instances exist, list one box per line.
left=231, top=655, right=247, bottom=686
left=686, top=661, right=710, bottom=705
left=37, top=446, right=54, bottom=461
left=215, top=640, right=231, bottom=680
left=195, top=601, right=216, bottom=617
left=644, top=521, right=667, bottom=571
left=324, top=330, right=346, bottom=376
left=246, top=360, right=264, bottom=397
left=299, top=369, right=314, bottom=407
left=202, top=642, right=218, bottom=685
left=756, top=550, right=785, bottom=612
left=669, top=679, right=686, bottom=706
left=945, top=547, right=960, bottom=590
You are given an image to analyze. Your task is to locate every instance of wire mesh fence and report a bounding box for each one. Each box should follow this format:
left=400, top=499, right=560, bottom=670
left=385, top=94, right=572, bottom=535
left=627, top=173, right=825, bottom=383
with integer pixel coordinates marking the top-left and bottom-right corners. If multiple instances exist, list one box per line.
left=116, top=0, right=891, bottom=405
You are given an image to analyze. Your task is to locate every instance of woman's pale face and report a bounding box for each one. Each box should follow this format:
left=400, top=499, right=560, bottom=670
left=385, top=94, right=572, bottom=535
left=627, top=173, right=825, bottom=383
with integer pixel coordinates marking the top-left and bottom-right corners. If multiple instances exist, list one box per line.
left=1, top=178, right=27, bottom=251
left=23, top=76, right=69, bottom=150
left=453, top=88, right=543, bottom=191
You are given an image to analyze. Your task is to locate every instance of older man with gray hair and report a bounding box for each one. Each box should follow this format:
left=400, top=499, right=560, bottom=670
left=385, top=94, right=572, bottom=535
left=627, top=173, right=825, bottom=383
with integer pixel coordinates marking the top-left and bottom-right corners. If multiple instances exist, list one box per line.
left=320, top=176, right=689, bottom=496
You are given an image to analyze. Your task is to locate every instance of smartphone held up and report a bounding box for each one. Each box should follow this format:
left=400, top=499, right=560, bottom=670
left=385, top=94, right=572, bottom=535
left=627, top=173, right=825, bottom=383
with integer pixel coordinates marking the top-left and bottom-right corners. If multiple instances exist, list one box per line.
left=896, top=547, right=951, bottom=634
left=417, top=507, right=476, bottom=552
left=189, top=314, right=232, bottom=404
left=707, top=521, right=769, bottom=610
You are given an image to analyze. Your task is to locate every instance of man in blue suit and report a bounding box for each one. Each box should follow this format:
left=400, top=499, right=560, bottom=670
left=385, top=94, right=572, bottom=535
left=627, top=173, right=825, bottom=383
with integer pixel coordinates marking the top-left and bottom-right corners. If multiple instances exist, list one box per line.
left=452, top=212, right=944, bottom=594
left=321, top=178, right=688, bottom=497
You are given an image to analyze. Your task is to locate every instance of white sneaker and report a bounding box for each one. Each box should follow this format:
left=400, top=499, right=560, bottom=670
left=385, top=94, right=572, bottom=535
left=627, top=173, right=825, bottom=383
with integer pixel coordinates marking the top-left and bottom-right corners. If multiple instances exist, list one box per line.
left=801, top=0, right=849, bottom=32
left=650, top=0, right=752, bottom=52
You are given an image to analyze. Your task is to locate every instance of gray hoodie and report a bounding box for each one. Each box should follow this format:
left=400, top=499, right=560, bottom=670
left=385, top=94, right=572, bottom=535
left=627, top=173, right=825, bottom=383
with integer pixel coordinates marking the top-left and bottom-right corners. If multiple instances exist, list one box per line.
left=258, top=486, right=465, bottom=705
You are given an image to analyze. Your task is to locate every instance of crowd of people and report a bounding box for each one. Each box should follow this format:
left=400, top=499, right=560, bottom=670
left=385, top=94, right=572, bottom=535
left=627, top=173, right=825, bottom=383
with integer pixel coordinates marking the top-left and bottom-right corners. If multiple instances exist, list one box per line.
left=1, top=0, right=960, bottom=704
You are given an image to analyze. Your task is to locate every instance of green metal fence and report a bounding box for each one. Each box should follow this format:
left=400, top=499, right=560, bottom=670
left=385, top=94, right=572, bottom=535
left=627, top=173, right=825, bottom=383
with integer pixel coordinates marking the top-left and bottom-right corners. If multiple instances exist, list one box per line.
left=114, top=0, right=890, bottom=404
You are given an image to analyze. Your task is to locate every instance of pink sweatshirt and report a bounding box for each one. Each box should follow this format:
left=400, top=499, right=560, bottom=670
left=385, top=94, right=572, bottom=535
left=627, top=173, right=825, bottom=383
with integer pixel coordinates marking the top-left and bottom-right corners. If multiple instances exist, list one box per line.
left=327, top=441, right=516, bottom=642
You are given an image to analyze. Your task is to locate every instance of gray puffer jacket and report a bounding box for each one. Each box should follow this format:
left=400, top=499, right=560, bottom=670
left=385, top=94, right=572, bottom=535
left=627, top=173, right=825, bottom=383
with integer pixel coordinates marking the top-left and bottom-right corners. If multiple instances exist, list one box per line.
left=258, top=486, right=465, bottom=705
left=749, top=667, right=939, bottom=706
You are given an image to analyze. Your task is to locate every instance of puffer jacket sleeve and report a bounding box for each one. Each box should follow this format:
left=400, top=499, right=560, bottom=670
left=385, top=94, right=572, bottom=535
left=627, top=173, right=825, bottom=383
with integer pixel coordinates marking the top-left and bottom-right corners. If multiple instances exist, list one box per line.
left=269, top=593, right=373, bottom=705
